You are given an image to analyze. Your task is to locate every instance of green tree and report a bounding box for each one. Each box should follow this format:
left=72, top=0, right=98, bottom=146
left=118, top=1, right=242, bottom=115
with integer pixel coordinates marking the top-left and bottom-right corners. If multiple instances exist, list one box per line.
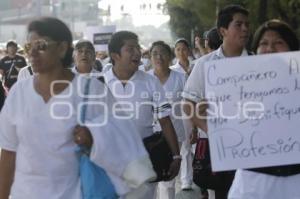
left=166, top=0, right=300, bottom=41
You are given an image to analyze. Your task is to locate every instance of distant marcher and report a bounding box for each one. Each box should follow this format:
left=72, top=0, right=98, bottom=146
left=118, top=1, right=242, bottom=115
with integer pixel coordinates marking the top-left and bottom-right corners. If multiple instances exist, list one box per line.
left=72, top=39, right=101, bottom=75
left=204, top=27, right=223, bottom=53
left=171, top=38, right=194, bottom=75
left=0, top=40, right=27, bottom=90
left=194, top=27, right=223, bottom=57
left=228, top=19, right=300, bottom=199
left=170, top=38, right=196, bottom=192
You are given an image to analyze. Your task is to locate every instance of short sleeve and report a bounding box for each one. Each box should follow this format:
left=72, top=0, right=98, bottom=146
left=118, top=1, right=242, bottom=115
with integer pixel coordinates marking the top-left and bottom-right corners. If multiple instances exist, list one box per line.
left=151, top=77, right=171, bottom=119
left=182, top=58, right=206, bottom=103
left=0, top=99, right=18, bottom=151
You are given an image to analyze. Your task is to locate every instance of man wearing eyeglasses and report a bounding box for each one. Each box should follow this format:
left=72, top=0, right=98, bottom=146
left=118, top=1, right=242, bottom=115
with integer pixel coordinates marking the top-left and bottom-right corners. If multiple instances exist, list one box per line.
left=0, top=40, right=27, bottom=91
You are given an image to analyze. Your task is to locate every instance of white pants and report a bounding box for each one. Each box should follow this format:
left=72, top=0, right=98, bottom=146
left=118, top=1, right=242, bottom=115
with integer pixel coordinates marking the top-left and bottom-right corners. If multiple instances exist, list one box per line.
left=228, top=169, right=300, bottom=199
left=180, top=139, right=193, bottom=187
left=180, top=114, right=194, bottom=187
left=157, top=142, right=184, bottom=199
left=157, top=116, right=194, bottom=199
left=158, top=180, right=176, bottom=199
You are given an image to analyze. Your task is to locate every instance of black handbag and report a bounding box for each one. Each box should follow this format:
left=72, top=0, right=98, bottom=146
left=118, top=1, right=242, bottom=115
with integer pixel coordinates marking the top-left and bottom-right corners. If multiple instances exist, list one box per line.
left=143, top=131, right=173, bottom=182
left=193, top=138, right=234, bottom=190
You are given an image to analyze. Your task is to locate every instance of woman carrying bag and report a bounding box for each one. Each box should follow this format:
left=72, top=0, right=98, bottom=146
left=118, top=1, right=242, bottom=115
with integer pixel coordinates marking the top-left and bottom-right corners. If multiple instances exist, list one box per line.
left=0, top=17, right=155, bottom=199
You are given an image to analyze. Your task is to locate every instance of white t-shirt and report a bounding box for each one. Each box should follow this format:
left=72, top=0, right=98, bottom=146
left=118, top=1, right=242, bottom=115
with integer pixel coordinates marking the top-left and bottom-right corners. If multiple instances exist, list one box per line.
left=0, top=74, right=154, bottom=198
left=182, top=47, right=249, bottom=103
left=103, top=68, right=171, bottom=139
left=148, top=69, right=186, bottom=142
left=170, top=60, right=194, bottom=77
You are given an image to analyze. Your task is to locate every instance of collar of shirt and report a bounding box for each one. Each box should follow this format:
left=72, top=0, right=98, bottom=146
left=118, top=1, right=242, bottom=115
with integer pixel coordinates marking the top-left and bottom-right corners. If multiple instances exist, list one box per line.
left=214, top=46, right=249, bottom=59
left=171, top=61, right=194, bottom=74
left=175, top=60, right=194, bottom=69
left=72, top=66, right=99, bottom=75
left=104, top=67, right=143, bottom=84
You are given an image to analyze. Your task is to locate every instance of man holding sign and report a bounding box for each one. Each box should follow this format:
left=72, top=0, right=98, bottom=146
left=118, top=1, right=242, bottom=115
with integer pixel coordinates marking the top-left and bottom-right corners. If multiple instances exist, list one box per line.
left=182, top=4, right=250, bottom=199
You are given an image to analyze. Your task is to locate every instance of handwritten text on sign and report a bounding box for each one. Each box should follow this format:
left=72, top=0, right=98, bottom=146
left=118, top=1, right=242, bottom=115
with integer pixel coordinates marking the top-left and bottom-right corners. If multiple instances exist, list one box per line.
left=204, top=51, right=300, bottom=171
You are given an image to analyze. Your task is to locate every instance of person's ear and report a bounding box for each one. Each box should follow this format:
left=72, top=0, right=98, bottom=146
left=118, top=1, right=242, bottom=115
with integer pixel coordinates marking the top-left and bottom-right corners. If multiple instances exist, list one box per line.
left=219, top=27, right=226, bottom=39
left=110, top=52, right=120, bottom=63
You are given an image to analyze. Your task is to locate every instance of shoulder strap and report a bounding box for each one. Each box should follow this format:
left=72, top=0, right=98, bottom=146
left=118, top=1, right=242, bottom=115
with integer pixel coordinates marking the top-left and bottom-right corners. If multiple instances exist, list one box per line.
left=80, top=78, right=91, bottom=123
left=27, top=66, right=33, bottom=75
left=97, top=76, right=105, bottom=83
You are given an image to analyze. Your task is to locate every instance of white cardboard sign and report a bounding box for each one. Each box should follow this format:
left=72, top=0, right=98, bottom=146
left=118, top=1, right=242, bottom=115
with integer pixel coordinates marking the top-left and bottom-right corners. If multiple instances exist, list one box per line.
left=84, top=25, right=116, bottom=52
left=204, top=51, right=300, bottom=171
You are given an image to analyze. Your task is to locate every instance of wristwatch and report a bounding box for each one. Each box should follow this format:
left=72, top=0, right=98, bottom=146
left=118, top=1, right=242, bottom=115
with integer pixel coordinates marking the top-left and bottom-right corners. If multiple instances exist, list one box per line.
left=173, top=155, right=182, bottom=160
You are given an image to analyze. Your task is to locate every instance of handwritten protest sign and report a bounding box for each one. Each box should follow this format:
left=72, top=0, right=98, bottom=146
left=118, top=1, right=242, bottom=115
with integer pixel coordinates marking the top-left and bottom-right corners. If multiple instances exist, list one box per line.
left=204, top=51, right=300, bottom=171
left=84, top=25, right=116, bottom=51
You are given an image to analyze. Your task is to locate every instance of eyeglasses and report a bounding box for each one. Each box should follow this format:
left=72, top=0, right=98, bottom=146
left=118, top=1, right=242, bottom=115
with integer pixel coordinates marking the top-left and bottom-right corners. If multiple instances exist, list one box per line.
left=24, top=39, right=57, bottom=54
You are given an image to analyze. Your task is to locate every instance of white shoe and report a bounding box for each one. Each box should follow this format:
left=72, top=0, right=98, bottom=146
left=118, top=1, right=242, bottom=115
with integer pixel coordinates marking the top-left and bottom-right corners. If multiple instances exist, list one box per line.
left=181, top=184, right=192, bottom=191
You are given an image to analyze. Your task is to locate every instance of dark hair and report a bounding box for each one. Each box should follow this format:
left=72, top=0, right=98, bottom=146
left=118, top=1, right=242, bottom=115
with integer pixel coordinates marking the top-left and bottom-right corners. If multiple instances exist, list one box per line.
left=75, top=39, right=95, bottom=53
left=206, top=27, right=223, bottom=50
left=27, top=17, right=73, bottom=67
left=174, top=38, right=190, bottom=48
left=217, top=4, right=249, bottom=29
left=6, top=40, right=18, bottom=49
left=252, top=19, right=299, bottom=52
left=150, top=41, right=172, bottom=58
left=108, top=31, right=138, bottom=65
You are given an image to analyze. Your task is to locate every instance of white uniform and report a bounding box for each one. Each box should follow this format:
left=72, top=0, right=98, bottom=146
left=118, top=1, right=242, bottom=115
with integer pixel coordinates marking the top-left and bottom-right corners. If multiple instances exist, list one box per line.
left=183, top=47, right=249, bottom=199
left=148, top=69, right=186, bottom=142
left=148, top=69, right=186, bottom=199
left=228, top=169, right=300, bottom=199
left=170, top=61, right=194, bottom=76
left=103, top=68, right=171, bottom=199
left=170, top=61, right=196, bottom=190
left=0, top=74, right=155, bottom=199
left=103, top=68, right=171, bottom=139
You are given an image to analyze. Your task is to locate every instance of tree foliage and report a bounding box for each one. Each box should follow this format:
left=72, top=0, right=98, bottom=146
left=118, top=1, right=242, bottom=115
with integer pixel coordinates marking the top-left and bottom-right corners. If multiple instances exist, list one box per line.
left=166, top=0, right=300, bottom=42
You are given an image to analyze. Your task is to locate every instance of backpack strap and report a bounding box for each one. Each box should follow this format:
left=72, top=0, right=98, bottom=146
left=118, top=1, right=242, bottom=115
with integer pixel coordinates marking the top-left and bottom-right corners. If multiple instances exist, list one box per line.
left=27, top=66, right=33, bottom=75
left=97, top=76, right=105, bottom=83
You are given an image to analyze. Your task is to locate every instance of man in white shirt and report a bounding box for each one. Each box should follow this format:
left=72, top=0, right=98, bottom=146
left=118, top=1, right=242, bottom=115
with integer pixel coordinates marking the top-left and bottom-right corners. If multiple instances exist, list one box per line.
left=72, top=39, right=102, bottom=75
left=182, top=4, right=250, bottom=199
left=103, top=31, right=181, bottom=199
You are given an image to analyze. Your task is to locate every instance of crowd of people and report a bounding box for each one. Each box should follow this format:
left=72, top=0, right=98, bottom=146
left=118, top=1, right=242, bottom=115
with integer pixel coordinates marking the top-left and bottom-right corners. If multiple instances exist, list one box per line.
left=0, top=3, right=299, bottom=199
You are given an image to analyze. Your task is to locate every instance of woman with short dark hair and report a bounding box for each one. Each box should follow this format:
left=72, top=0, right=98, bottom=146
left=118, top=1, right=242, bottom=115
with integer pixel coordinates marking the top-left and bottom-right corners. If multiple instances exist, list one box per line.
left=228, top=19, right=300, bottom=199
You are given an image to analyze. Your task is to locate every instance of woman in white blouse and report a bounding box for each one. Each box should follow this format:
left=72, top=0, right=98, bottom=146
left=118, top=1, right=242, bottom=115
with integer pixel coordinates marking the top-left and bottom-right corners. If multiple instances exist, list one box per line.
left=0, top=17, right=155, bottom=199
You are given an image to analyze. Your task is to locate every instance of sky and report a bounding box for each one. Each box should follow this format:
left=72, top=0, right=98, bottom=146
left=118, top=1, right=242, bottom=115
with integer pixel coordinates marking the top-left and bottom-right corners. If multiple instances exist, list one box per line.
left=98, top=0, right=169, bottom=28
